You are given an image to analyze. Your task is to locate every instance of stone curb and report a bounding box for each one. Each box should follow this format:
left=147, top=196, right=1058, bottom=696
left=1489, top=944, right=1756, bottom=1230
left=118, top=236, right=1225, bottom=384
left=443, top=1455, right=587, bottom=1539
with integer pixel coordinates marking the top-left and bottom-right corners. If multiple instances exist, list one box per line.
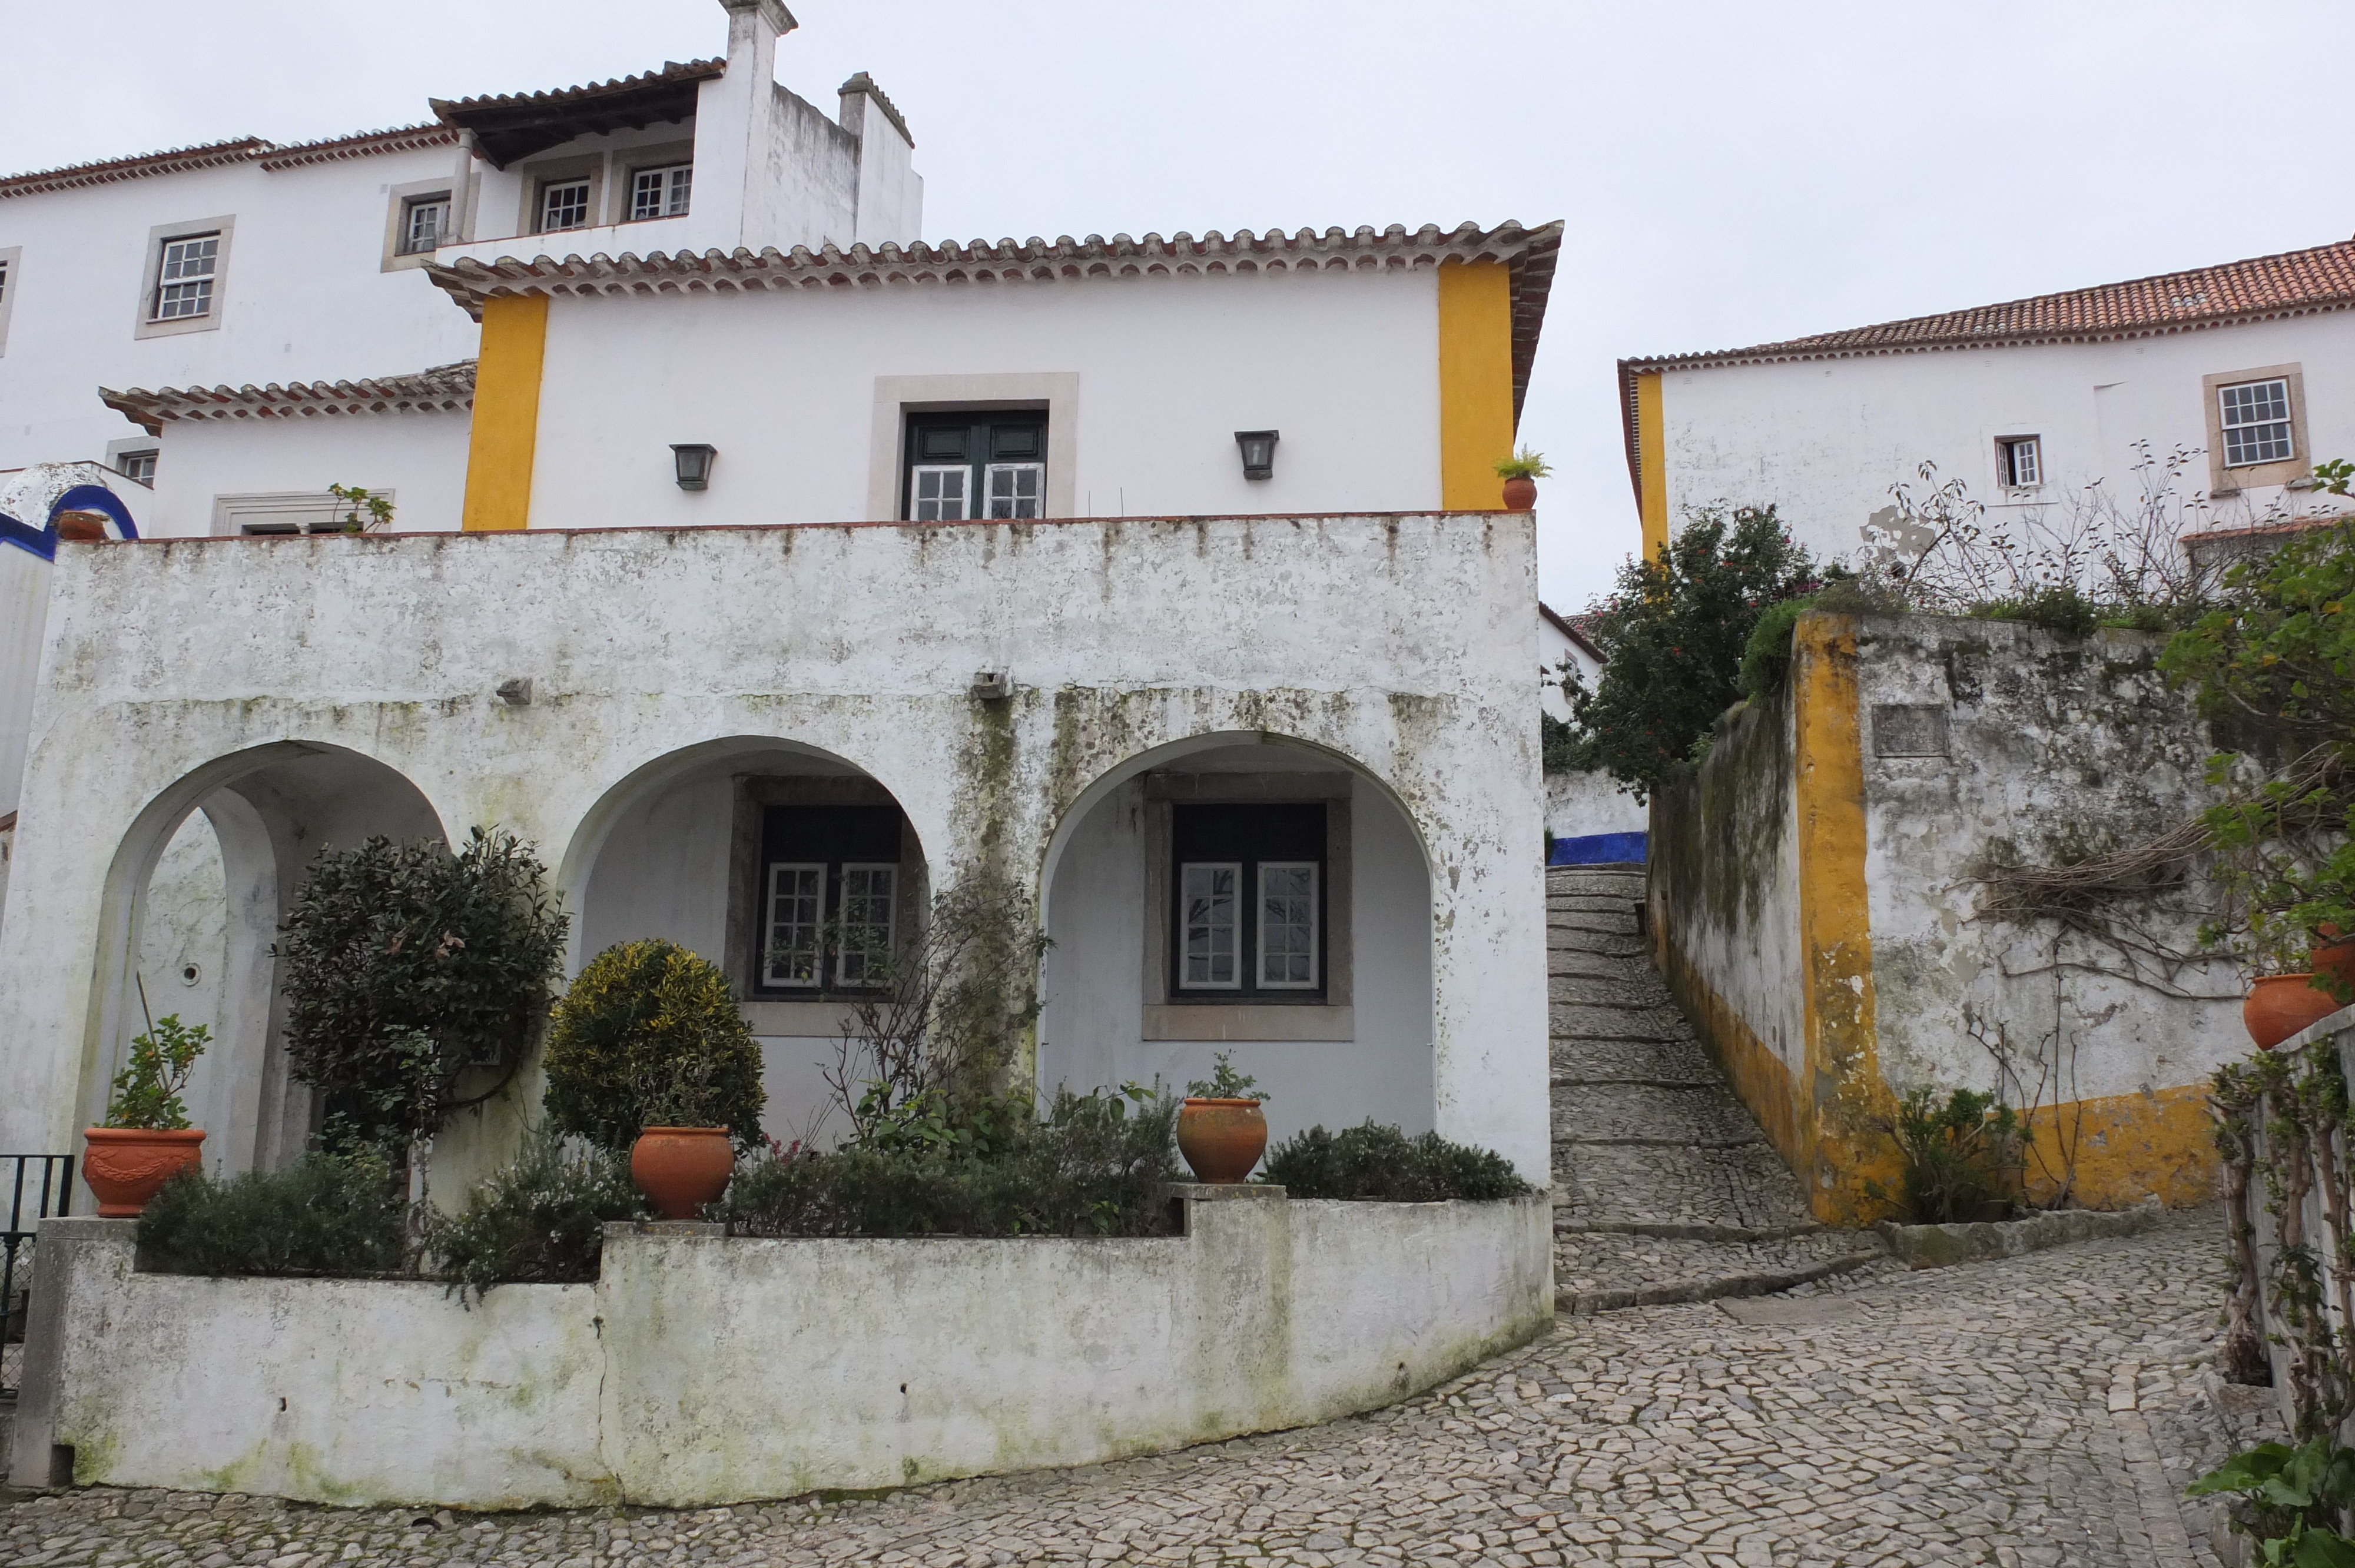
left=1875, top=1201, right=2162, bottom=1270
left=1555, top=1220, right=1827, bottom=1242
left=1555, top=1248, right=1885, bottom=1316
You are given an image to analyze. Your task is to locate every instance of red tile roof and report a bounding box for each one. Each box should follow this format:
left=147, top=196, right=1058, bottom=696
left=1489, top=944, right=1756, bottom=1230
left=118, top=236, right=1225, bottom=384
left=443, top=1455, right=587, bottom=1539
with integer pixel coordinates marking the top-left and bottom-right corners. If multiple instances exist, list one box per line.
left=0, top=137, right=271, bottom=199
left=257, top=124, right=458, bottom=171
left=101, top=362, right=476, bottom=434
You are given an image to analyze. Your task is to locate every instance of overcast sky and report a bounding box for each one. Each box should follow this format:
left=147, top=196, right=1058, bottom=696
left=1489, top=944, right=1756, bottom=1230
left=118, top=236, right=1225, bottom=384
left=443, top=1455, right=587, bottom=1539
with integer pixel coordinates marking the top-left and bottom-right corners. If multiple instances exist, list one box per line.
left=6, top=1, right=2351, bottom=607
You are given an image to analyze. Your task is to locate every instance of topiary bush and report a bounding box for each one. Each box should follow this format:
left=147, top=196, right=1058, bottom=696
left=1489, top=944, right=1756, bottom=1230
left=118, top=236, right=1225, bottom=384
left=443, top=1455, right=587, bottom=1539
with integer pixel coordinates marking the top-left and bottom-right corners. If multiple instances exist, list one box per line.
left=542, top=939, right=768, bottom=1152
left=1262, top=1122, right=1531, bottom=1201
left=426, top=1131, right=646, bottom=1300
left=138, top=1151, right=408, bottom=1277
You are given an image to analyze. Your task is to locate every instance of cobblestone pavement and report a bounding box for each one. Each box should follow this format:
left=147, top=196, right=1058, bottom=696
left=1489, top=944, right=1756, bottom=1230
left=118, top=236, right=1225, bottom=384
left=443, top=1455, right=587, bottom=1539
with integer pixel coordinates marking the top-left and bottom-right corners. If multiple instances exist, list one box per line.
left=1, top=1211, right=2261, bottom=1567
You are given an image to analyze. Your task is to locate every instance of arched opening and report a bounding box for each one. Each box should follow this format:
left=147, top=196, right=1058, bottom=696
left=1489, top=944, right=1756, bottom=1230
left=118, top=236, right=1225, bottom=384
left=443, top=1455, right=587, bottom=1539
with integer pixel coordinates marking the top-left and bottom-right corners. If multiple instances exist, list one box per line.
left=565, top=737, right=930, bottom=1148
left=90, top=743, right=447, bottom=1175
left=1037, top=733, right=1435, bottom=1154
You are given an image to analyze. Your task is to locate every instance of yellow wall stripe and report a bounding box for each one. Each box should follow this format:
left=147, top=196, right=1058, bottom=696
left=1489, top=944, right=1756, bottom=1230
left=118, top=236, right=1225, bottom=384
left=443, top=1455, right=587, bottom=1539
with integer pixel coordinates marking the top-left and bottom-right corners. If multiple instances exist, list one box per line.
left=462, top=294, right=549, bottom=533
left=1436, top=261, right=1515, bottom=510
left=1636, top=371, right=1667, bottom=562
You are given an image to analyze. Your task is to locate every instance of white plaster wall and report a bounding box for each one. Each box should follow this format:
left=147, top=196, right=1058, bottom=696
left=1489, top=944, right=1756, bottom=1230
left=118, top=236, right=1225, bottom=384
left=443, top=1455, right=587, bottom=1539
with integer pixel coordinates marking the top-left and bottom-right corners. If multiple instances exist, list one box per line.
left=0, top=543, right=47, bottom=822
left=1657, top=312, right=2355, bottom=569
left=0, top=514, right=1548, bottom=1178
left=1543, top=770, right=1647, bottom=842
left=526, top=266, right=1441, bottom=527
left=142, top=410, right=473, bottom=536
left=132, top=812, right=234, bottom=1167
left=1037, top=759, right=1435, bottom=1148
left=1535, top=610, right=1598, bottom=725
left=845, top=97, right=921, bottom=248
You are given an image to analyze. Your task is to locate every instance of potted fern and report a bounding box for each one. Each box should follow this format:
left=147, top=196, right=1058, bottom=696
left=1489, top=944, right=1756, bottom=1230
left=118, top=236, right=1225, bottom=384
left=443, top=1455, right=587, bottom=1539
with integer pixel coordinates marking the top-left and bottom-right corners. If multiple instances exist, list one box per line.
left=84, top=1015, right=210, bottom=1216
left=1495, top=447, right=1550, bottom=511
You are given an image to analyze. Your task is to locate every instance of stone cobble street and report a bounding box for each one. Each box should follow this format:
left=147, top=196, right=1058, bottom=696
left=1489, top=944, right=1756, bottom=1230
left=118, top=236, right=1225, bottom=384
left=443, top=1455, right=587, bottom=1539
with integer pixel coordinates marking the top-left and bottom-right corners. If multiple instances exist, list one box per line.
left=1, top=1211, right=2261, bottom=1568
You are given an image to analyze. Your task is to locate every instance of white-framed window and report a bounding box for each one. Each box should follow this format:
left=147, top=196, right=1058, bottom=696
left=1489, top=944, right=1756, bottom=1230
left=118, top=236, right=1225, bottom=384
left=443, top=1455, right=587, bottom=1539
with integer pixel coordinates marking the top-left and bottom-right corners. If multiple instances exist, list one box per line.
left=115, top=450, right=158, bottom=485
left=0, top=257, right=9, bottom=308
left=398, top=194, right=450, bottom=255
left=2220, top=378, right=2295, bottom=467
left=984, top=462, right=1046, bottom=520
left=1997, top=436, right=2041, bottom=488
left=835, top=863, right=898, bottom=987
left=762, top=863, right=826, bottom=988
left=153, top=232, right=219, bottom=320
left=540, top=179, right=592, bottom=233
left=1179, top=862, right=1243, bottom=991
left=910, top=465, right=971, bottom=521
left=1257, top=862, right=1319, bottom=989
left=630, top=163, right=693, bottom=221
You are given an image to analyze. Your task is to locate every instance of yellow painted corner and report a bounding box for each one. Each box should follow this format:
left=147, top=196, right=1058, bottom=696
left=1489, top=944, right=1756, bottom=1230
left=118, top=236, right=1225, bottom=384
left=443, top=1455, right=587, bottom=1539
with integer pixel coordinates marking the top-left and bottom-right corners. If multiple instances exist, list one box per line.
left=2026, top=1082, right=2220, bottom=1210
left=462, top=294, right=550, bottom=533
left=1436, top=260, right=1514, bottom=511
left=1635, top=371, right=1667, bottom=562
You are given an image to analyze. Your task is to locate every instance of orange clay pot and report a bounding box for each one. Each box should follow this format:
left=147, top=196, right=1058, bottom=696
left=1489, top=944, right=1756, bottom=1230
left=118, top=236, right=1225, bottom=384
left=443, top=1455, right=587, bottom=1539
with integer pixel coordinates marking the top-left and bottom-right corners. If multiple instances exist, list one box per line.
left=2245, top=974, right=2345, bottom=1051
left=2311, top=926, right=2355, bottom=999
left=1501, top=477, right=1538, bottom=511
left=52, top=510, right=109, bottom=543
left=1176, top=1098, right=1268, bottom=1184
left=82, top=1127, right=206, bottom=1217
left=630, top=1127, right=735, bottom=1220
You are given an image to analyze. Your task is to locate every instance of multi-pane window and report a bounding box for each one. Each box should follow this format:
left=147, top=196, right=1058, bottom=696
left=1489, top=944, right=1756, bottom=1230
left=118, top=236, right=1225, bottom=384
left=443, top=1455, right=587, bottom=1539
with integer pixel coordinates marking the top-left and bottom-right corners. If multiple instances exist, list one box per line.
left=755, top=804, right=903, bottom=994
left=540, top=179, right=592, bottom=232
left=1997, top=436, right=2041, bottom=488
left=0, top=258, right=9, bottom=307
left=399, top=195, right=450, bottom=255
left=153, top=233, right=218, bottom=320
left=2220, top=378, right=2295, bottom=467
left=115, top=449, right=158, bottom=484
left=1172, top=803, right=1325, bottom=999
left=630, top=164, right=692, bottom=221
left=904, top=413, right=1049, bottom=521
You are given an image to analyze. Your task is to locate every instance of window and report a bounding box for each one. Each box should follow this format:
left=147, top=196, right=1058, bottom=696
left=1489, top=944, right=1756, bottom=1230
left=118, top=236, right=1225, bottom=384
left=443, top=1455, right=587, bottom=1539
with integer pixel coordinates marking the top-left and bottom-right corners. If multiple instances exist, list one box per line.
left=630, top=163, right=692, bottom=221
left=1996, top=436, right=2041, bottom=489
left=1171, top=803, right=1325, bottom=1001
left=2220, top=378, right=2295, bottom=467
left=540, top=179, right=592, bottom=232
left=115, top=450, right=157, bottom=485
left=0, top=257, right=9, bottom=307
left=755, top=804, right=903, bottom=994
left=153, top=232, right=218, bottom=320
left=398, top=194, right=450, bottom=255
left=903, top=412, right=1049, bottom=521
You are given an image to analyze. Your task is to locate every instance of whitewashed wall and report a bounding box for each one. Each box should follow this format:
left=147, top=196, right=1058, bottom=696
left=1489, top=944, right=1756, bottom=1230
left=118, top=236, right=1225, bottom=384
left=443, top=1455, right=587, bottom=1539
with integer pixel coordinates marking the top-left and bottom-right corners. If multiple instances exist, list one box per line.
left=1542, top=770, right=1646, bottom=843
left=142, top=410, right=472, bottom=537
left=1656, top=311, right=2355, bottom=568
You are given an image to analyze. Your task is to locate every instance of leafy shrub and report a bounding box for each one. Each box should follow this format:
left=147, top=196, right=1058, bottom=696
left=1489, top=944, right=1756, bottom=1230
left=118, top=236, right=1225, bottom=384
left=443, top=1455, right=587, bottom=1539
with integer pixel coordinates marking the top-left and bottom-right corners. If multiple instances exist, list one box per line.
left=1966, top=580, right=2101, bottom=637
left=1262, top=1122, right=1531, bottom=1201
left=725, top=1087, right=1179, bottom=1237
left=1737, top=596, right=1814, bottom=701
left=1186, top=1051, right=1267, bottom=1101
left=2187, top=1437, right=2355, bottom=1562
left=426, top=1132, right=646, bottom=1300
left=104, top=1015, right=209, bottom=1130
left=542, top=939, right=767, bottom=1152
left=274, top=828, right=569, bottom=1149
left=138, top=1151, right=407, bottom=1277
left=1871, top=1088, right=2023, bottom=1224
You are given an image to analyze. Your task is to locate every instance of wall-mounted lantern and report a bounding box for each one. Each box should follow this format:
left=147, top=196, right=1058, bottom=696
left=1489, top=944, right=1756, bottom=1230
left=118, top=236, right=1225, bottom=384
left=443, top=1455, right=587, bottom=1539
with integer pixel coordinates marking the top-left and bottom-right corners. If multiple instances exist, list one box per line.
left=1233, top=430, right=1279, bottom=481
left=670, top=443, right=717, bottom=491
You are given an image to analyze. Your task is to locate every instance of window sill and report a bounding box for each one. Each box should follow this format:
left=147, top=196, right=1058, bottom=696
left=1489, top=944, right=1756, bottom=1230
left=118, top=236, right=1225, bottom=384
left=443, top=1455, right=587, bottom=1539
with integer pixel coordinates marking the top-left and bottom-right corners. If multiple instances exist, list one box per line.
left=1142, top=1004, right=1353, bottom=1042
left=741, top=1000, right=861, bottom=1037
left=133, top=311, right=220, bottom=341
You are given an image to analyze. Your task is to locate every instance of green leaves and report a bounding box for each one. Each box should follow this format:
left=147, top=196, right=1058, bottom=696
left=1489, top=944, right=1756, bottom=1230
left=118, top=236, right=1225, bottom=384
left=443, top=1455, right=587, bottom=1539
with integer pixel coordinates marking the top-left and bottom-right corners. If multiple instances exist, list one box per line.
left=102, top=1015, right=209, bottom=1131
left=2189, top=1437, right=2355, bottom=1562
left=1262, top=1121, right=1530, bottom=1201
left=542, top=938, right=768, bottom=1152
left=1186, top=1051, right=1267, bottom=1102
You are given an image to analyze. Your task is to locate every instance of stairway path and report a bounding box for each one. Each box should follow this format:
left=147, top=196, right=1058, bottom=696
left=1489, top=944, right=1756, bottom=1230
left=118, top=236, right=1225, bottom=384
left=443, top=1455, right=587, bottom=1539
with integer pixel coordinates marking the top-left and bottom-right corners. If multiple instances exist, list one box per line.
left=1547, top=863, right=1886, bottom=1314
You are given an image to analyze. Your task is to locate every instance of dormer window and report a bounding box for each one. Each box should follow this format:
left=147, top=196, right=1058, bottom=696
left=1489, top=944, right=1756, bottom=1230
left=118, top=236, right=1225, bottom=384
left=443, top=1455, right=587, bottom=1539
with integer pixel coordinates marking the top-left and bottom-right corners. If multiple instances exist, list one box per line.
left=540, top=179, right=592, bottom=233
left=630, top=163, right=692, bottom=221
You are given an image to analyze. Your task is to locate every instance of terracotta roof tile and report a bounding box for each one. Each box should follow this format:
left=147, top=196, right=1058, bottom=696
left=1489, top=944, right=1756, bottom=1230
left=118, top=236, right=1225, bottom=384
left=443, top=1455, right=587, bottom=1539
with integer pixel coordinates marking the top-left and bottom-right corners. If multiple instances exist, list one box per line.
left=256, top=124, right=458, bottom=171
left=0, top=137, right=271, bottom=199
left=101, top=362, right=476, bottom=434
left=427, top=58, right=723, bottom=121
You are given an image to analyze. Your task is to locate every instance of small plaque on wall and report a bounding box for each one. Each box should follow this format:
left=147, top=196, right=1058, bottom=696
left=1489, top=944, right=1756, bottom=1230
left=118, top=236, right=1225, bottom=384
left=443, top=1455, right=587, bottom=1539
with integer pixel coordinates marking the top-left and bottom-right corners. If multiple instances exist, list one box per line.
left=1872, top=704, right=1949, bottom=758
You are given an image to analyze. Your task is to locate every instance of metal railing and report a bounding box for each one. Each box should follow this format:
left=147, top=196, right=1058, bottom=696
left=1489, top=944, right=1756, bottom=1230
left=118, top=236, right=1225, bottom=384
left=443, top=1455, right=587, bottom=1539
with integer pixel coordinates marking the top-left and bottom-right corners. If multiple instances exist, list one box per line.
left=2, top=1154, right=75, bottom=1398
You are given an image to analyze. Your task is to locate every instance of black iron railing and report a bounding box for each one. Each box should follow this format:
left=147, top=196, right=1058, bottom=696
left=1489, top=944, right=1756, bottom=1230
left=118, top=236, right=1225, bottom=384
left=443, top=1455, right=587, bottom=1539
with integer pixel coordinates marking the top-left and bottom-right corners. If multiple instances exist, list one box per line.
left=2, top=1153, right=75, bottom=1398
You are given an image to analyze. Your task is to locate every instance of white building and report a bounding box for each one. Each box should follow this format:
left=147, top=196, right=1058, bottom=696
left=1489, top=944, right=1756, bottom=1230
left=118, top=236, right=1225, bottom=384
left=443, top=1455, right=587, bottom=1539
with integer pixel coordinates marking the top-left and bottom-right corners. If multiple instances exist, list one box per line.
left=1616, top=235, right=2355, bottom=569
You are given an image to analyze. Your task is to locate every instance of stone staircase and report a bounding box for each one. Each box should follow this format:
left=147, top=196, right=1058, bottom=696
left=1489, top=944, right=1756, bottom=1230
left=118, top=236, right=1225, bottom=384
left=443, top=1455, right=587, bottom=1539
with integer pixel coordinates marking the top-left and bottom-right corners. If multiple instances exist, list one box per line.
left=1548, top=862, right=1885, bottom=1314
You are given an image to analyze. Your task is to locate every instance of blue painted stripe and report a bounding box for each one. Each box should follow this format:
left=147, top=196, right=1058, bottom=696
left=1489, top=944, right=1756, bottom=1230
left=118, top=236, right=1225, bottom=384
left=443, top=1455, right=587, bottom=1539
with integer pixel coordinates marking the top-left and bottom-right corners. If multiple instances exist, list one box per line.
left=0, top=511, right=53, bottom=561
left=1549, top=831, right=1647, bottom=866
left=53, top=486, right=140, bottom=539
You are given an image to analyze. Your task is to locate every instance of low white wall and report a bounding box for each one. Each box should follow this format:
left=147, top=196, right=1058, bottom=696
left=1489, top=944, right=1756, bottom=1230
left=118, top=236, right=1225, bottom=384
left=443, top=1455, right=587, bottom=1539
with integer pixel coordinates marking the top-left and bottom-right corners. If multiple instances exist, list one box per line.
left=145, top=411, right=473, bottom=538
left=1542, top=769, right=1646, bottom=843
left=23, top=1190, right=1552, bottom=1507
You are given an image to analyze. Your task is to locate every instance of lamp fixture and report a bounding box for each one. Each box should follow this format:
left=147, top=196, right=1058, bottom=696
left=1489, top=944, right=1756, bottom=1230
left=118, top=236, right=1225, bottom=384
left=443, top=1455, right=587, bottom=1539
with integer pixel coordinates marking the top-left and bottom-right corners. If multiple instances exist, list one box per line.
left=1233, top=429, right=1279, bottom=481
left=670, top=443, right=717, bottom=491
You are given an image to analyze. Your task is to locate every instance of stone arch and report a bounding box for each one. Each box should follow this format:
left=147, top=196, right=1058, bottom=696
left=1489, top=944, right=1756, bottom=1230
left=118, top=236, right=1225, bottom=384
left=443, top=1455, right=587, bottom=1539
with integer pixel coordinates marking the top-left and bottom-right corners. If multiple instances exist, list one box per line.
left=86, top=741, right=447, bottom=1174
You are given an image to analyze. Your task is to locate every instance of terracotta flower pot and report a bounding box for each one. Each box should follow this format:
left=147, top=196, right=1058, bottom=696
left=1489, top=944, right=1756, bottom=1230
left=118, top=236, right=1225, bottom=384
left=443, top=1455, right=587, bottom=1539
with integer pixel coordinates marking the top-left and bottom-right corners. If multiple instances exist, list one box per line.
left=52, top=510, right=109, bottom=543
left=2311, top=927, right=2355, bottom=999
left=631, top=1126, right=735, bottom=1220
left=2245, top=974, right=2345, bottom=1050
left=1176, top=1098, right=1268, bottom=1184
left=82, top=1127, right=206, bottom=1217
left=1501, top=476, right=1538, bottom=511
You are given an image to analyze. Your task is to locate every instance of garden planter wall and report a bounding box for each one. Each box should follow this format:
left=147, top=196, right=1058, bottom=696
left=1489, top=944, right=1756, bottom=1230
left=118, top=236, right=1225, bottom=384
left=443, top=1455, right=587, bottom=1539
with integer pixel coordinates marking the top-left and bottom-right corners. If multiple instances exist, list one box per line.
left=11, top=1188, right=1552, bottom=1507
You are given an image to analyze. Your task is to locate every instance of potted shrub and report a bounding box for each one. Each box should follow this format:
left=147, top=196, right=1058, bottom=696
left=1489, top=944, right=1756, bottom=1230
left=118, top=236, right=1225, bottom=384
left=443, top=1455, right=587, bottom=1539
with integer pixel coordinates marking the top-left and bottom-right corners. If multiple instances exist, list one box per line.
left=1494, top=447, right=1550, bottom=511
left=543, top=939, right=767, bottom=1220
left=1177, top=1052, right=1268, bottom=1184
left=84, top=1015, right=210, bottom=1216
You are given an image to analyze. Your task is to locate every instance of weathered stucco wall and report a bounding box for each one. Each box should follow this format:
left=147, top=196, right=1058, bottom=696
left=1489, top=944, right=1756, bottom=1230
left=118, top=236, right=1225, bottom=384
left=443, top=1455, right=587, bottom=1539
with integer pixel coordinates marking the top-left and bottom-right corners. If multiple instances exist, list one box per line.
left=1653, top=610, right=2234, bottom=1220
left=21, top=1192, right=1551, bottom=1507
left=1542, top=769, right=1647, bottom=845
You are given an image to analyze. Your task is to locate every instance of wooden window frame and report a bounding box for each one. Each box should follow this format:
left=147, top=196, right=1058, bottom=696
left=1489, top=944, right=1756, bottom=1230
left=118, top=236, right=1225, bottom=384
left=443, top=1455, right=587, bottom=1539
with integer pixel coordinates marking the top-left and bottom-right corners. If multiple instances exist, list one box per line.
left=134, top=216, right=234, bottom=340
left=2203, top=363, right=2310, bottom=494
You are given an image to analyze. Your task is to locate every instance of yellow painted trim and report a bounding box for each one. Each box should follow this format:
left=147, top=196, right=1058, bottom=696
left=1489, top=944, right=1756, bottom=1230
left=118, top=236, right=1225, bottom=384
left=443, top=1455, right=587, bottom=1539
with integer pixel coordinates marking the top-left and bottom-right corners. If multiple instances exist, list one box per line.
left=1635, top=371, right=1667, bottom=561
left=461, top=294, right=549, bottom=533
left=1436, top=260, right=1515, bottom=510
left=1791, top=611, right=1900, bottom=1222
left=2026, top=1082, right=2219, bottom=1210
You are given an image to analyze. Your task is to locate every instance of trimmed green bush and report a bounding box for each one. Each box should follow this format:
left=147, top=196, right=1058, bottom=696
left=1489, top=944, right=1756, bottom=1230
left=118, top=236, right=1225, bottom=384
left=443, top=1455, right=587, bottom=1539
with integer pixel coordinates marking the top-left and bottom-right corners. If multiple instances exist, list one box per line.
left=1262, top=1122, right=1531, bottom=1201
left=542, top=939, right=768, bottom=1152
left=426, top=1131, right=646, bottom=1299
left=1737, top=596, right=1814, bottom=701
left=138, top=1152, right=407, bottom=1277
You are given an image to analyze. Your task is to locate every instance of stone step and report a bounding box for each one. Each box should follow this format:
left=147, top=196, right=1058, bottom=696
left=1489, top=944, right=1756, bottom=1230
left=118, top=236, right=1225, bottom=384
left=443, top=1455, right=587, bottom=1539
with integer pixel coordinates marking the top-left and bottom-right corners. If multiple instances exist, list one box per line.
left=1556, top=1218, right=1827, bottom=1242
left=1555, top=1140, right=1817, bottom=1230
left=1556, top=1237, right=1887, bottom=1317
left=1549, top=1034, right=1719, bottom=1085
left=1545, top=929, right=1649, bottom=959
left=1548, top=974, right=1675, bottom=1008
left=1549, top=1002, right=1695, bottom=1043
left=1550, top=894, right=1647, bottom=916
left=1549, top=949, right=1658, bottom=982
left=1551, top=1082, right=1770, bottom=1148
left=1547, top=909, right=1640, bottom=936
